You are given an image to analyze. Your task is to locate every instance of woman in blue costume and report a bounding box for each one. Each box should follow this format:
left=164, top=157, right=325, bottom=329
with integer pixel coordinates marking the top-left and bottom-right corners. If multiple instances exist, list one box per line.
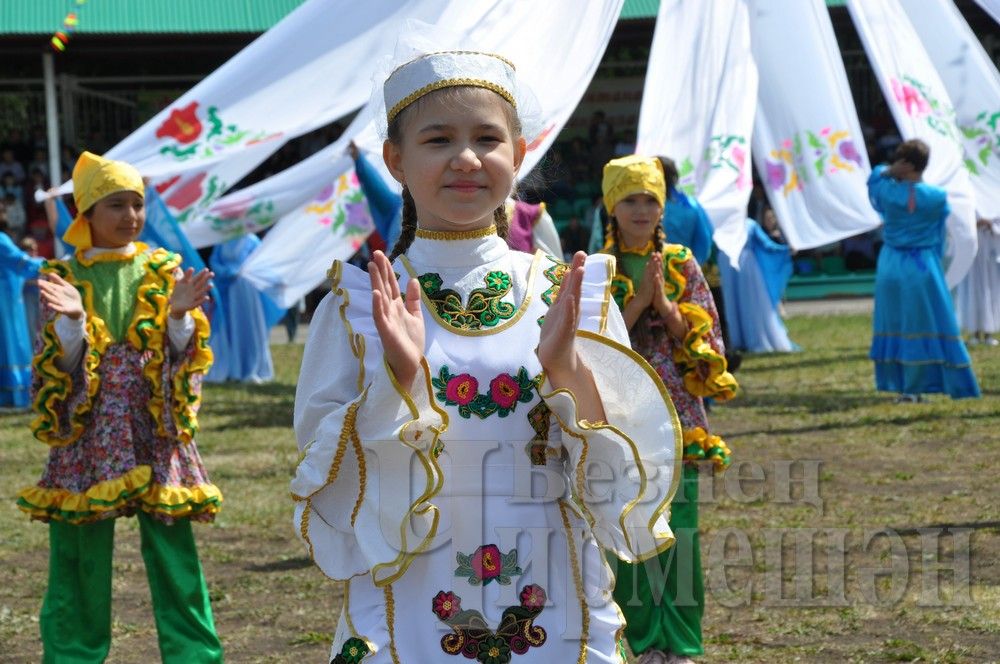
left=1, top=226, right=44, bottom=408
left=719, top=214, right=799, bottom=353
left=349, top=140, right=402, bottom=249
left=658, top=157, right=714, bottom=265
left=207, top=234, right=275, bottom=383
left=867, top=139, right=979, bottom=400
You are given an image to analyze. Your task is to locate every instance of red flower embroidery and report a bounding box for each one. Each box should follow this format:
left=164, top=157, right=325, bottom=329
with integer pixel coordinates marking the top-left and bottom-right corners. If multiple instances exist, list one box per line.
left=489, top=374, right=520, bottom=409
left=519, top=584, right=546, bottom=610
left=470, top=544, right=502, bottom=582
left=156, top=102, right=203, bottom=145
left=445, top=374, right=478, bottom=406
left=165, top=172, right=207, bottom=211
left=433, top=590, right=461, bottom=620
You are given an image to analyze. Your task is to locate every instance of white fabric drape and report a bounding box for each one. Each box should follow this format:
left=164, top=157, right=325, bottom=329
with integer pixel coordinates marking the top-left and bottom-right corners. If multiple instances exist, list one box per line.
left=749, top=0, right=881, bottom=251
left=241, top=0, right=624, bottom=308
left=847, top=0, right=978, bottom=286
left=900, top=0, right=1000, bottom=220
left=636, top=0, right=758, bottom=263
left=52, top=0, right=455, bottom=229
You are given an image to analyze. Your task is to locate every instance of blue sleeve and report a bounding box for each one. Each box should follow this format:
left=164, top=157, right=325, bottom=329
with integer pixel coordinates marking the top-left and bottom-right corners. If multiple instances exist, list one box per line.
left=867, top=164, right=890, bottom=213
left=689, top=198, right=714, bottom=264
left=355, top=152, right=402, bottom=244
left=0, top=232, right=43, bottom=277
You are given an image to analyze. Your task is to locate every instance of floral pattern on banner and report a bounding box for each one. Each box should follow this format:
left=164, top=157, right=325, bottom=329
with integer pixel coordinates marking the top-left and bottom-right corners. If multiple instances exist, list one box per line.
left=155, top=101, right=283, bottom=162
left=960, top=110, right=1000, bottom=176
left=455, top=544, right=522, bottom=586
left=200, top=195, right=278, bottom=240
left=432, top=585, right=547, bottom=662
left=432, top=366, right=539, bottom=419
left=331, top=637, right=370, bottom=663
left=157, top=172, right=229, bottom=225
left=677, top=134, right=751, bottom=196
left=305, top=171, right=373, bottom=254
left=890, top=76, right=964, bottom=146
left=764, top=128, right=864, bottom=197
left=419, top=270, right=517, bottom=331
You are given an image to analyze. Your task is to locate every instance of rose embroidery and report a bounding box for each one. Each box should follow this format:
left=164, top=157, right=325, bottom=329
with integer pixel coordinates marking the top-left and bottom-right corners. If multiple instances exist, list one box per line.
left=433, top=366, right=539, bottom=419
left=445, top=374, right=478, bottom=406
left=433, top=585, right=547, bottom=661
left=455, top=544, right=522, bottom=586
left=519, top=584, right=546, bottom=610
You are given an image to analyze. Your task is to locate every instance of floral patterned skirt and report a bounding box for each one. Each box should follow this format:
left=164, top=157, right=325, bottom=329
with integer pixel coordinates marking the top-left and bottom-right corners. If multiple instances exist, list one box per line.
left=18, top=344, right=222, bottom=524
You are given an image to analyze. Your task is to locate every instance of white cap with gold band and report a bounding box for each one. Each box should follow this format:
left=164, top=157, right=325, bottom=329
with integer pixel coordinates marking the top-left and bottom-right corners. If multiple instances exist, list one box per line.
left=383, top=50, right=518, bottom=124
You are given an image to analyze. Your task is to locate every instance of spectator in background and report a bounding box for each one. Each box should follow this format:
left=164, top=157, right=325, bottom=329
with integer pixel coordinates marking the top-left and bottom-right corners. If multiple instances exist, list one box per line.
left=1, top=149, right=26, bottom=184
left=28, top=149, right=49, bottom=180
left=2, top=172, right=24, bottom=205
left=3, top=193, right=26, bottom=239
left=26, top=218, right=55, bottom=259
left=589, top=110, right=616, bottom=176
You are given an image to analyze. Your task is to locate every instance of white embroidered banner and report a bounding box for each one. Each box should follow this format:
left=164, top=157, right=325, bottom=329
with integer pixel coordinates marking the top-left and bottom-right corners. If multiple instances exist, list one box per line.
left=240, top=0, right=624, bottom=307
left=636, top=0, right=758, bottom=262
left=900, top=0, right=1000, bottom=219
left=749, top=0, right=880, bottom=251
left=847, top=0, right=978, bottom=286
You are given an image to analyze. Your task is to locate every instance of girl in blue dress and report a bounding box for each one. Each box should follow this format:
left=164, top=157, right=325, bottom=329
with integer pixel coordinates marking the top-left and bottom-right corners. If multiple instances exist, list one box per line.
left=867, top=139, right=979, bottom=400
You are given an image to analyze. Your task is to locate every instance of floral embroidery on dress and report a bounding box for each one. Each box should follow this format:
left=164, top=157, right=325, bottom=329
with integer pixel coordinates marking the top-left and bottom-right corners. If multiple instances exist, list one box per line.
left=331, top=637, right=370, bottom=663
left=419, top=271, right=516, bottom=330
left=432, top=366, right=538, bottom=419
left=537, top=258, right=568, bottom=326
left=431, top=585, right=548, bottom=662
left=455, top=544, right=522, bottom=586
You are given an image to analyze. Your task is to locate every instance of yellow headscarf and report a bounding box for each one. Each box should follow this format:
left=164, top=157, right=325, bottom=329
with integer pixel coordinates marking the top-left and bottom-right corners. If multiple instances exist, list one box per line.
left=601, top=155, right=666, bottom=215
left=64, top=151, right=145, bottom=250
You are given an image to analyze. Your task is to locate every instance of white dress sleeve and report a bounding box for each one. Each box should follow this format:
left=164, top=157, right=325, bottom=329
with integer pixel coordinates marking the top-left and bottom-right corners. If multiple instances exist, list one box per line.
left=290, top=261, right=448, bottom=585
left=541, top=253, right=682, bottom=563
left=53, top=314, right=87, bottom=372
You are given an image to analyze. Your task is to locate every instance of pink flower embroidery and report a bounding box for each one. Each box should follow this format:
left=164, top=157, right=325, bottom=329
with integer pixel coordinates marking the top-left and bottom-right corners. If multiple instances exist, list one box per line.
left=432, top=590, right=461, bottom=620
left=519, top=584, right=546, bottom=610
left=445, top=374, right=478, bottom=406
left=891, top=78, right=930, bottom=118
left=489, top=374, right=520, bottom=409
left=470, top=544, right=503, bottom=582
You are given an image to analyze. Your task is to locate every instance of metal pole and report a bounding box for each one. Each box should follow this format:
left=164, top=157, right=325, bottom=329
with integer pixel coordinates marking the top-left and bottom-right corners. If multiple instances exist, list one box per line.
left=42, top=53, right=61, bottom=186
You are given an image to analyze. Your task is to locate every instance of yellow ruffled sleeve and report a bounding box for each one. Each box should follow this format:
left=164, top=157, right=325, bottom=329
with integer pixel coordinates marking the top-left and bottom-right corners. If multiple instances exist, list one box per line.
left=30, top=261, right=113, bottom=447
left=128, top=248, right=214, bottom=443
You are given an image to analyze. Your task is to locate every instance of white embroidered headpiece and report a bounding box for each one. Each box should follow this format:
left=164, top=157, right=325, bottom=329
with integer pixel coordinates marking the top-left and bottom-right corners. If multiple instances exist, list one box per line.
left=384, top=50, right=518, bottom=124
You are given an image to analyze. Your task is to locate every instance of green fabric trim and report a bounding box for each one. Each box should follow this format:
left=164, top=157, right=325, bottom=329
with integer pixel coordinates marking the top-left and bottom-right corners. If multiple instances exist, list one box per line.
left=70, top=254, right=150, bottom=343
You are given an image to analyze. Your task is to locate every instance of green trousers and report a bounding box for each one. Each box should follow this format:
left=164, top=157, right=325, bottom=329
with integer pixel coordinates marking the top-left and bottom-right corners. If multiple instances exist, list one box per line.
left=40, top=512, right=223, bottom=663
left=612, top=464, right=704, bottom=657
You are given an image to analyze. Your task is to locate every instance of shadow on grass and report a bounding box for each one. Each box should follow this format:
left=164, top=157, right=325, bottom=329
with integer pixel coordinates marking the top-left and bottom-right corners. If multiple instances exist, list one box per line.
left=245, top=556, right=313, bottom=573
left=202, top=382, right=296, bottom=430
left=737, top=351, right=870, bottom=374
left=725, top=408, right=999, bottom=439
left=722, top=388, right=876, bottom=414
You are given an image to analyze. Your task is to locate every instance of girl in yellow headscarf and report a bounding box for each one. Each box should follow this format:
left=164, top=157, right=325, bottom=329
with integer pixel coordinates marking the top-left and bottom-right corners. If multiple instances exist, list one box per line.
left=601, top=155, right=737, bottom=664
left=17, top=152, right=223, bottom=663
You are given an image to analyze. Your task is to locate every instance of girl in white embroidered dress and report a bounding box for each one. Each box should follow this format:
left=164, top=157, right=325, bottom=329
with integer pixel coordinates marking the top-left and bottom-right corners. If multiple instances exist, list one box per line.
left=292, top=51, right=681, bottom=664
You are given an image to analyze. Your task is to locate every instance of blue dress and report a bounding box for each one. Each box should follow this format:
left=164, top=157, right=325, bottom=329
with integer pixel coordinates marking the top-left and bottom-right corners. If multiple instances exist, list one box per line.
left=206, top=234, right=275, bottom=383
left=720, top=219, right=799, bottom=353
left=1, top=232, right=44, bottom=408
left=662, top=187, right=713, bottom=264
left=867, top=165, right=979, bottom=398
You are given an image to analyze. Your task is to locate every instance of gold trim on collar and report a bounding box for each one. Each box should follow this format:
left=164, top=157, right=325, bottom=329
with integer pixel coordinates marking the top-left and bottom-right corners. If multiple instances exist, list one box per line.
left=414, top=224, right=497, bottom=241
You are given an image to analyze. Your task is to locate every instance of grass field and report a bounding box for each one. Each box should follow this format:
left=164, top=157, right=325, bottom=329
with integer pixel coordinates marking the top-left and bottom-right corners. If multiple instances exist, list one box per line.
left=2, top=312, right=998, bottom=662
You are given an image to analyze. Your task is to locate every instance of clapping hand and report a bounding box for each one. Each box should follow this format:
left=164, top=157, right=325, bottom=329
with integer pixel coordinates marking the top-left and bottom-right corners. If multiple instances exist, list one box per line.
left=38, top=272, right=84, bottom=320
left=369, top=250, right=424, bottom=390
left=170, top=268, right=213, bottom=320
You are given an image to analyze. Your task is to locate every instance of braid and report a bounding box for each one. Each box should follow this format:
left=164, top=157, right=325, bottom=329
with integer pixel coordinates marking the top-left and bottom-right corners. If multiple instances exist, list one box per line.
left=608, top=217, right=624, bottom=278
left=493, top=203, right=510, bottom=240
left=653, top=224, right=666, bottom=254
left=388, top=186, right=418, bottom=262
